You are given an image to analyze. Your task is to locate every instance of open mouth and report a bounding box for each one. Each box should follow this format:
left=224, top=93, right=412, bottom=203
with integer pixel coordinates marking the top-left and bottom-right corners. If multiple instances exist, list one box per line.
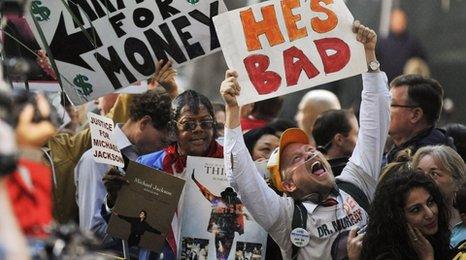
left=310, top=161, right=326, bottom=176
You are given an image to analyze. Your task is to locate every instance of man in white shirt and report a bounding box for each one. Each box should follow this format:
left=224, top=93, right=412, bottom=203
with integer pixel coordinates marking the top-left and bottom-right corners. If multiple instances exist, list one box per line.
left=75, top=89, right=171, bottom=239
left=220, top=21, right=390, bottom=259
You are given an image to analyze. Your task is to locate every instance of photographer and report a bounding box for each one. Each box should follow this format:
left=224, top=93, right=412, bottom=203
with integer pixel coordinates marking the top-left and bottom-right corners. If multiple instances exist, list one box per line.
left=0, top=119, right=28, bottom=260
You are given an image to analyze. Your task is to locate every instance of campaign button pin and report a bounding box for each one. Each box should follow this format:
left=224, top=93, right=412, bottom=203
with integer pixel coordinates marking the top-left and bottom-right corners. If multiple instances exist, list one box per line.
left=290, top=228, right=310, bottom=247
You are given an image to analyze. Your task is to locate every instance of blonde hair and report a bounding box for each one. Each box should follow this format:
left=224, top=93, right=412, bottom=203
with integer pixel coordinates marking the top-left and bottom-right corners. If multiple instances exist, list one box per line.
left=403, top=57, right=430, bottom=78
left=412, top=145, right=465, bottom=188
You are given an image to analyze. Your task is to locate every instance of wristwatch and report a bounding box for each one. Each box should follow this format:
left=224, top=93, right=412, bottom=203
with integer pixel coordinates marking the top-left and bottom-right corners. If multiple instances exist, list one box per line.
left=367, top=60, right=380, bottom=72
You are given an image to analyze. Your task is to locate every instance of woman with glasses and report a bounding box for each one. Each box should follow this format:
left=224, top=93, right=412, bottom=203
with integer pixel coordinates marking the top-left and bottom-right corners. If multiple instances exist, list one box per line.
left=412, top=145, right=465, bottom=226
left=138, top=89, right=223, bottom=175
left=134, top=90, right=223, bottom=259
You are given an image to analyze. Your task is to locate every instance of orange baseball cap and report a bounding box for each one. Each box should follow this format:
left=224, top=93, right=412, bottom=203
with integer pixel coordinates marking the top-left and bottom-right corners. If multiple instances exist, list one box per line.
left=267, top=128, right=310, bottom=192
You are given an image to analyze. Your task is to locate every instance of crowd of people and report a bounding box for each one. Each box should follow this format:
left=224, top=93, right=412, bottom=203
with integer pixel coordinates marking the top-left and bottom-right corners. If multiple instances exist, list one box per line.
left=0, top=7, right=465, bottom=260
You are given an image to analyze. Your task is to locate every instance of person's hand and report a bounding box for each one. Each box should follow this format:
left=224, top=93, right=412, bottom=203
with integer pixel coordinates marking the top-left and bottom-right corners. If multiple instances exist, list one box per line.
left=16, top=93, right=56, bottom=148
left=408, top=224, right=434, bottom=260
left=352, top=20, right=377, bottom=63
left=352, top=20, right=377, bottom=52
left=102, top=167, right=129, bottom=208
left=220, top=70, right=240, bottom=108
left=148, top=59, right=178, bottom=99
left=347, top=228, right=364, bottom=260
left=37, top=50, right=57, bottom=80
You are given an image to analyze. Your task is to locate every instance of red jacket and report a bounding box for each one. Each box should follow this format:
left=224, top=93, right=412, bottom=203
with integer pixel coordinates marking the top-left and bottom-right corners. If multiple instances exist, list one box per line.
left=5, top=158, right=52, bottom=238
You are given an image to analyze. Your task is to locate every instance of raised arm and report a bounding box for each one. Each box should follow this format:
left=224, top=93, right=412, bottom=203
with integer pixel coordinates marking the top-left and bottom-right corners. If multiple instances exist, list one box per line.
left=221, top=70, right=285, bottom=231
left=338, top=21, right=391, bottom=201
left=115, top=212, right=138, bottom=223
left=191, top=171, right=218, bottom=202
left=145, top=222, right=162, bottom=235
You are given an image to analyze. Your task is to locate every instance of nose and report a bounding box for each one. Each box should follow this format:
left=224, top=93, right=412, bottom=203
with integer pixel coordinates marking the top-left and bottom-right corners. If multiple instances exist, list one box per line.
left=424, top=206, right=434, bottom=219
left=192, top=122, right=203, bottom=132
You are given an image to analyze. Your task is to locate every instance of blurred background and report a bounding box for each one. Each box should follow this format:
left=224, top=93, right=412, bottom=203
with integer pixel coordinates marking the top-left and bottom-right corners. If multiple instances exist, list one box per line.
left=3, top=0, right=466, bottom=125
left=179, top=0, right=466, bottom=126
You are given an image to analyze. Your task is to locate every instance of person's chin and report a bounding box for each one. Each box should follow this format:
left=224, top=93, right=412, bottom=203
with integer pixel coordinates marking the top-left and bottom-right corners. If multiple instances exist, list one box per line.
left=421, top=220, right=438, bottom=236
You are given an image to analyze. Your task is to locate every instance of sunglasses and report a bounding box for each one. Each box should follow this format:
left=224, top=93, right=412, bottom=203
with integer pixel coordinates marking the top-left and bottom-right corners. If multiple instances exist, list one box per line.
left=177, top=119, right=214, bottom=131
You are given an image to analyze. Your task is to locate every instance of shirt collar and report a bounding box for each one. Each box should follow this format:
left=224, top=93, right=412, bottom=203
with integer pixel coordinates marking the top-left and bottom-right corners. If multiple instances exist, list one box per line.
left=300, top=188, right=341, bottom=213
left=113, top=123, right=133, bottom=151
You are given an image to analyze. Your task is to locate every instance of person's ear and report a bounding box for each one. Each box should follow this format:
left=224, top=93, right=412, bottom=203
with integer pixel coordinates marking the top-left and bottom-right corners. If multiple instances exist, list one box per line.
left=410, top=107, right=424, bottom=124
left=139, top=115, right=152, bottom=131
left=282, top=179, right=297, bottom=193
left=333, top=133, right=344, bottom=147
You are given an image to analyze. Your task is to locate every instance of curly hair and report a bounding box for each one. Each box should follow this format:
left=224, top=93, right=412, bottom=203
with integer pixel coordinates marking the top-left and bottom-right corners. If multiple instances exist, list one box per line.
left=129, top=89, right=171, bottom=130
left=170, top=90, right=217, bottom=137
left=361, top=167, right=451, bottom=260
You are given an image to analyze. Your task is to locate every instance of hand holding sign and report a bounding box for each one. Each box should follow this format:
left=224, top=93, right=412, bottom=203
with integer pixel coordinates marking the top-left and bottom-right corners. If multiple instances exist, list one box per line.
left=103, top=167, right=129, bottom=208
left=148, top=60, right=179, bottom=99
left=352, top=20, right=377, bottom=63
left=220, top=70, right=241, bottom=108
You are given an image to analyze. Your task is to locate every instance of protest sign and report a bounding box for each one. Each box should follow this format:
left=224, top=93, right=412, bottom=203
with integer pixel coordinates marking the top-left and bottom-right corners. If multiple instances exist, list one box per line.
left=213, top=0, right=367, bottom=105
left=87, top=112, right=124, bottom=168
left=26, top=0, right=227, bottom=105
left=180, top=156, right=268, bottom=259
left=108, top=161, right=185, bottom=253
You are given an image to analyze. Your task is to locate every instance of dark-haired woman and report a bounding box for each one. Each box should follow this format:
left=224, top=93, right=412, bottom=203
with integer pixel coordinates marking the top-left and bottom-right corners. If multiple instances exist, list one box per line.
left=138, top=89, right=223, bottom=174
left=137, top=90, right=223, bottom=259
left=360, top=166, right=451, bottom=260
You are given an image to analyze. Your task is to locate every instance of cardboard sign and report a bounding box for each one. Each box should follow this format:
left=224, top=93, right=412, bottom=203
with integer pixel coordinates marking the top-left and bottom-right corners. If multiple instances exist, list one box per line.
left=26, top=0, right=227, bottom=105
left=180, top=156, right=268, bottom=259
left=213, top=0, right=367, bottom=105
left=108, top=161, right=186, bottom=253
left=87, top=112, right=124, bottom=168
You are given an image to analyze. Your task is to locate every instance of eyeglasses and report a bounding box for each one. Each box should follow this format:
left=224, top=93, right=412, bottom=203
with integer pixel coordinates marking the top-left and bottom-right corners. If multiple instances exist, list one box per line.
left=281, top=150, right=319, bottom=179
left=390, top=104, right=419, bottom=109
left=177, top=119, right=214, bottom=131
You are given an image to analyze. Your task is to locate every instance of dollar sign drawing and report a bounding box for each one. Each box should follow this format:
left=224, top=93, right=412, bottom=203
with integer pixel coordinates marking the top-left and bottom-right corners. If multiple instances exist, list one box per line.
left=187, top=0, right=199, bottom=5
left=73, top=74, right=93, bottom=97
left=31, top=1, right=51, bottom=21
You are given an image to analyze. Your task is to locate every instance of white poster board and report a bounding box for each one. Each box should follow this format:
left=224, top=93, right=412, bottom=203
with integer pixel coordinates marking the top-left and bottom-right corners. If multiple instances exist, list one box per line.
left=26, top=0, right=227, bottom=104
left=88, top=112, right=124, bottom=168
left=181, top=156, right=268, bottom=259
left=213, top=0, right=367, bottom=105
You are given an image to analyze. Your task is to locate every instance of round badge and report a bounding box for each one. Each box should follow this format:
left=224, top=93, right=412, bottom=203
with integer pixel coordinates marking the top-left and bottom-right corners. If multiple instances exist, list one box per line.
left=290, top=228, right=310, bottom=247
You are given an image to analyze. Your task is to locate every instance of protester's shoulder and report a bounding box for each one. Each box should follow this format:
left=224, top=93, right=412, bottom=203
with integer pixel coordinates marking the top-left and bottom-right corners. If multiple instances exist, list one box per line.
left=420, top=128, right=455, bottom=148
left=137, top=150, right=166, bottom=168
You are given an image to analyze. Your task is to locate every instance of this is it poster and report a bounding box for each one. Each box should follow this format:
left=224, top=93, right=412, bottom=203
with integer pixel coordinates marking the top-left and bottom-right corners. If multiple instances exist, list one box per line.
left=180, top=157, right=267, bottom=260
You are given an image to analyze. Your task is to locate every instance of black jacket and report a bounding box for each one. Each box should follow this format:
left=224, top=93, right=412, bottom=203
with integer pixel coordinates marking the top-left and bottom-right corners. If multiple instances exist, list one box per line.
left=386, top=127, right=455, bottom=163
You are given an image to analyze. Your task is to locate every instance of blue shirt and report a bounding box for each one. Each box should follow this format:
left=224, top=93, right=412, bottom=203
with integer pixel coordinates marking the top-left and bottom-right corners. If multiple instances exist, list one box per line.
left=451, top=222, right=466, bottom=248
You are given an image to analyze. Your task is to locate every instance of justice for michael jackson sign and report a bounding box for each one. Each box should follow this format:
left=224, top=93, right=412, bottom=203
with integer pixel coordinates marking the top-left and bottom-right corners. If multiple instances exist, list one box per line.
left=213, top=0, right=367, bottom=105
left=26, top=0, right=227, bottom=104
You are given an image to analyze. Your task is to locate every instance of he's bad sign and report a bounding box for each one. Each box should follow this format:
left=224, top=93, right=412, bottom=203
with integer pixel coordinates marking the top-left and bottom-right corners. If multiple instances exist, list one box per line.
left=213, top=0, right=367, bottom=105
left=27, top=0, right=227, bottom=105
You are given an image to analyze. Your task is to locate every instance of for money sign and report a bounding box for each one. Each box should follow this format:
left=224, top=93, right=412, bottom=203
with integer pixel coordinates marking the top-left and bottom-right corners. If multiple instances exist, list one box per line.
left=26, top=0, right=227, bottom=105
left=213, top=0, right=367, bottom=105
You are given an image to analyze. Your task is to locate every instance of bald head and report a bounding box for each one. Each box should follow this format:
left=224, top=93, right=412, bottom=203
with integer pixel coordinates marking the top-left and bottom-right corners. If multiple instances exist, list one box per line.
left=390, top=9, right=407, bottom=35
left=295, top=89, right=341, bottom=144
